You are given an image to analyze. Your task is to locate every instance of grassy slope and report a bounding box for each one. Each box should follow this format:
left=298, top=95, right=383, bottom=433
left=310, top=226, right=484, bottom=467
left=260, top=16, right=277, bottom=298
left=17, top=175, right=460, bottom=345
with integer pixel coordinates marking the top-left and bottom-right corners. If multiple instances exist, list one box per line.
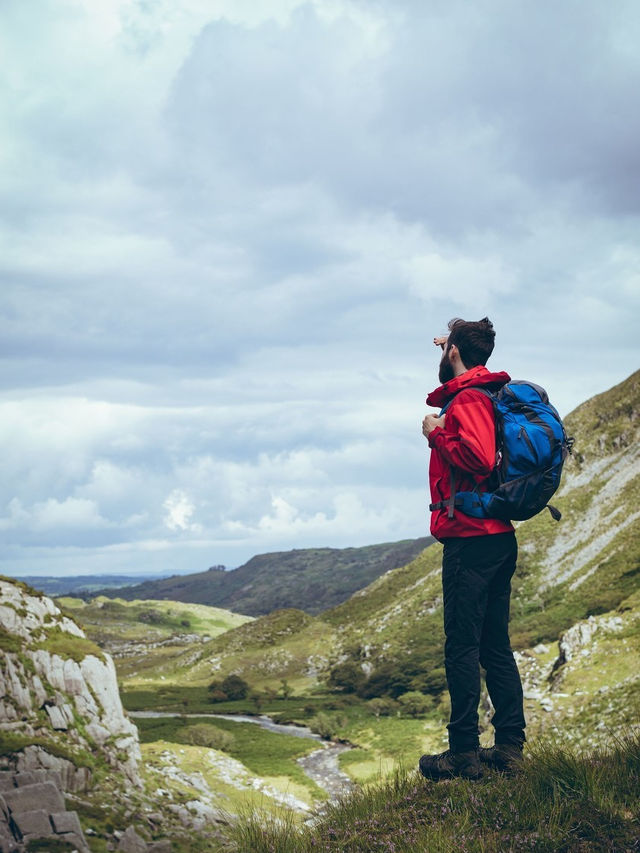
left=228, top=733, right=640, bottom=852
left=90, top=537, right=434, bottom=617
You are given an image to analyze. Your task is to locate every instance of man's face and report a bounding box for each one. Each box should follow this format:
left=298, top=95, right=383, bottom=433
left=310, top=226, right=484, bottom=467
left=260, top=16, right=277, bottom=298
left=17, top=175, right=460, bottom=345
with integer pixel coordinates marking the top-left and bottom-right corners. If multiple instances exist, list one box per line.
left=438, top=343, right=455, bottom=385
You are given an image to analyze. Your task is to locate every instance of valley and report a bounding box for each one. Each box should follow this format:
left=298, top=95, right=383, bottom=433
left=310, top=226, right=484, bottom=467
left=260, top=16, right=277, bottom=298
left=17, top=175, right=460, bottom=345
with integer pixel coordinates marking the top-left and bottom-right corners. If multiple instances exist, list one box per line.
left=1, top=369, right=639, bottom=851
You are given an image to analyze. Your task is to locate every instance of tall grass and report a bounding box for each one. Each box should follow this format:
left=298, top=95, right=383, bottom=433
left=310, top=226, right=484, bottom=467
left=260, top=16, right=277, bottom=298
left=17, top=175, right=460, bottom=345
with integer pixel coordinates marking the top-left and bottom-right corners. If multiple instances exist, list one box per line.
left=224, top=732, right=640, bottom=852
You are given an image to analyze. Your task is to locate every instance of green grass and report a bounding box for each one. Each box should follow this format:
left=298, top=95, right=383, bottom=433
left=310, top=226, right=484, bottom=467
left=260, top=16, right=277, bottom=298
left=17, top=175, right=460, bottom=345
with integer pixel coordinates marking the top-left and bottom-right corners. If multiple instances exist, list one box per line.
left=31, top=625, right=105, bottom=663
left=0, top=625, right=22, bottom=653
left=226, top=733, right=640, bottom=852
left=136, top=715, right=325, bottom=800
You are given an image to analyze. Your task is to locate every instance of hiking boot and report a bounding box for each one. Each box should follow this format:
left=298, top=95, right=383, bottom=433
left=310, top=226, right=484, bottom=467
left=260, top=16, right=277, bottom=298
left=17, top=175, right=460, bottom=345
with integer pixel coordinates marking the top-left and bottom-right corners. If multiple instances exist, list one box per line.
left=479, top=743, right=524, bottom=774
left=419, top=749, right=482, bottom=781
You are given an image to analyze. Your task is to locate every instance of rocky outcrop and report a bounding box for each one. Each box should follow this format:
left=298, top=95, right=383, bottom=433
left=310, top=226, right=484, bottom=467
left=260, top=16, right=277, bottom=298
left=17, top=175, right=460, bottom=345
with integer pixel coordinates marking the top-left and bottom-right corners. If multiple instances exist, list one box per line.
left=0, top=768, right=89, bottom=853
left=0, top=578, right=141, bottom=789
left=551, top=613, right=624, bottom=679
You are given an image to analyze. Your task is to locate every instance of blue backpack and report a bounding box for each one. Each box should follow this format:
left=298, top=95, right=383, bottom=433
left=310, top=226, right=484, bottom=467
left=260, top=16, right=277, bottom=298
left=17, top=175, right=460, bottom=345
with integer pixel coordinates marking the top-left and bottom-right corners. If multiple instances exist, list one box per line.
left=439, top=381, right=573, bottom=522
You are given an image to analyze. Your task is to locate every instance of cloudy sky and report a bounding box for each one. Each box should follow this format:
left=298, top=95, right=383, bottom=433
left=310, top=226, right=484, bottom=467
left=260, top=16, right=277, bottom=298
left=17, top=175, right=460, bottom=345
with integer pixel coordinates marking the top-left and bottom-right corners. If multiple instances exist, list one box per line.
left=1, top=0, right=639, bottom=578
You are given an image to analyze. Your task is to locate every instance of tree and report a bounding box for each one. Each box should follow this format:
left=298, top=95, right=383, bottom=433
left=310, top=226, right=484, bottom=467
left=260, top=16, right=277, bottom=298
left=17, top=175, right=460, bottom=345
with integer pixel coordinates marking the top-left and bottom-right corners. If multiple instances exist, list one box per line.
left=328, top=662, right=366, bottom=694
left=221, top=674, right=249, bottom=701
left=279, top=678, right=292, bottom=700
left=358, top=664, right=411, bottom=699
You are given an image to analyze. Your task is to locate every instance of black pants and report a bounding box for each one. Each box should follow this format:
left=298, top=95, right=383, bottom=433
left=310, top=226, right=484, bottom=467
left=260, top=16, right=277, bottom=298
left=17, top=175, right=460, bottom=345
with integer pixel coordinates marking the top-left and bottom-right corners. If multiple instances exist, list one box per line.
left=441, top=531, right=525, bottom=752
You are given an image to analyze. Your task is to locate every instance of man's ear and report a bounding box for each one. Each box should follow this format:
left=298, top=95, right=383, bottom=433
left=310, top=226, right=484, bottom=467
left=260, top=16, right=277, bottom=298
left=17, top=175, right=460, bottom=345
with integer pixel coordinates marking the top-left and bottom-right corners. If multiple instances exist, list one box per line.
left=448, top=343, right=459, bottom=362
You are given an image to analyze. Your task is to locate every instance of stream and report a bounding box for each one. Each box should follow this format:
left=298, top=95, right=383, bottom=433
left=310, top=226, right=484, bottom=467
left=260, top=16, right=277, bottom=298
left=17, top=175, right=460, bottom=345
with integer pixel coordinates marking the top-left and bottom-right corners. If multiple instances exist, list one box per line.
left=130, top=711, right=354, bottom=799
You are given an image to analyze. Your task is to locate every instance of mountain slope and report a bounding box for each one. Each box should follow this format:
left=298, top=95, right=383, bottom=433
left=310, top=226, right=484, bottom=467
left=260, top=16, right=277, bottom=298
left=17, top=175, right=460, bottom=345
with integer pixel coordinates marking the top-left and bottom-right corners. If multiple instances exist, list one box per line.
left=93, top=537, right=434, bottom=616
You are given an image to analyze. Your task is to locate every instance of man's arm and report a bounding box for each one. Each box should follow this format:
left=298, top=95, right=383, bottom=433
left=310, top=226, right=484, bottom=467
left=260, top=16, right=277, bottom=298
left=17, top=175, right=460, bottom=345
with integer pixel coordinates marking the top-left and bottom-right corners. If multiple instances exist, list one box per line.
left=425, top=391, right=496, bottom=478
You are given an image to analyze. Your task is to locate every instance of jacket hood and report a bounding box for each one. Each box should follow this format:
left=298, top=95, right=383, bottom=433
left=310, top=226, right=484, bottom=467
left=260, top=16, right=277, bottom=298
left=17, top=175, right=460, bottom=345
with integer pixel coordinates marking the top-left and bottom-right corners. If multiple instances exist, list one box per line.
left=426, top=364, right=511, bottom=408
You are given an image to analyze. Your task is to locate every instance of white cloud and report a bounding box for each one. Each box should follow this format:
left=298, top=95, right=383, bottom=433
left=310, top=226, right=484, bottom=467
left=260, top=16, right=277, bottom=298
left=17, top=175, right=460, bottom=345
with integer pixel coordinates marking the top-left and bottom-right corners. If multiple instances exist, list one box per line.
left=1, top=0, right=639, bottom=576
left=163, top=489, right=202, bottom=533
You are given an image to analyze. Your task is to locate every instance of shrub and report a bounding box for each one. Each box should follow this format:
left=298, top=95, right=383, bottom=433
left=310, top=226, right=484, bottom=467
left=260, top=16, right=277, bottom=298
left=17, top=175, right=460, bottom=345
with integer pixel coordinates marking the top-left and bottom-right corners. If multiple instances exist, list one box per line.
left=410, top=666, right=447, bottom=695
left=184, top=723, right=235, bottom=751
left=397, top=691, right=432, bottom=718
left=308, top=712, right=348, bottom=740
left=367, top=697, right=399, bottom=718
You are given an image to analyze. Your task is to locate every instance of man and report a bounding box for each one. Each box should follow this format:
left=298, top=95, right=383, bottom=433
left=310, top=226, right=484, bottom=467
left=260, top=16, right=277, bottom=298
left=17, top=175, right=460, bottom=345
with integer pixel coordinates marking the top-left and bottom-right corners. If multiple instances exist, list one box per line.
left=418, top=317, right=526, bottom=781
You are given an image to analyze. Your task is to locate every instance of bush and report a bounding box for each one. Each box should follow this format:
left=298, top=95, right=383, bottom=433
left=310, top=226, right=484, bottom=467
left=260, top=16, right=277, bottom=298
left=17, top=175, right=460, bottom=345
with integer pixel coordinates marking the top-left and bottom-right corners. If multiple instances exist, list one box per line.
left=367, top=697, right=399, bottom=718
left=308, top=712, right=348, bottom=740
left=410, top=667, right=447, bottom=695
left=397, top=691, right=432, bottom=718
left=184, top=723, right=235, bottom=751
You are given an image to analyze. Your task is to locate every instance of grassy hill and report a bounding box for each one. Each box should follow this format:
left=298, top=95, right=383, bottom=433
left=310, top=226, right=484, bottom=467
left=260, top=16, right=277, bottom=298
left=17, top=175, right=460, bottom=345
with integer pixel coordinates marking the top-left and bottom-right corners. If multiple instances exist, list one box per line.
left=91, top=536, right=434, bottom=616
left=230, top=733, right=640, bottom=852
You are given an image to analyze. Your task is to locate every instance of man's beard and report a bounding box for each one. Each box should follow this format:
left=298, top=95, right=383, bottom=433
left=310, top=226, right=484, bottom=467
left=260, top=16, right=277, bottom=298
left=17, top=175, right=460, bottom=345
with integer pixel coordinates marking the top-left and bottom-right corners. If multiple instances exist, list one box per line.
left=439, top=349, right=455, bottom=385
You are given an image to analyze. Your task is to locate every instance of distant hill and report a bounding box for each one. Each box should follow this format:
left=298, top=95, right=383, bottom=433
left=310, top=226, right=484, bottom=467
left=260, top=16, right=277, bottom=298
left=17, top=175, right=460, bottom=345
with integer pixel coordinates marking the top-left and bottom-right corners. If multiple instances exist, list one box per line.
left=15, top=573, right=175, bottom=597
left=92, top=537, right=434, bottom=616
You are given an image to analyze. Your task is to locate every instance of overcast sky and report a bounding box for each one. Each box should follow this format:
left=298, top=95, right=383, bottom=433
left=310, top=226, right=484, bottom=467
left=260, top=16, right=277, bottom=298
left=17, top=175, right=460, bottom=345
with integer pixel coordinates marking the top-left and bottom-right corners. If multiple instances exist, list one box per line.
left=1, top=0, right=639, bottom=578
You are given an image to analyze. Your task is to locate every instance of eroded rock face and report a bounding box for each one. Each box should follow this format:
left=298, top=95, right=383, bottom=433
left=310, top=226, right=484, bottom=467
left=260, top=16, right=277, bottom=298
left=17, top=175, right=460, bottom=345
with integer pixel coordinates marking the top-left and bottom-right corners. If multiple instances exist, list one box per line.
left=0, top=578, right=141, bottom=790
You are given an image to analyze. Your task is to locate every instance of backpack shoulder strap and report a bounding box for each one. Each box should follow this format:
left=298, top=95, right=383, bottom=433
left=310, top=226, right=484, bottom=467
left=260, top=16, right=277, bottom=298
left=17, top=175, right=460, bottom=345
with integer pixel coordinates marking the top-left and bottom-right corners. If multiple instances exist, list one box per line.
left=435, top=386, right=497, bottom=519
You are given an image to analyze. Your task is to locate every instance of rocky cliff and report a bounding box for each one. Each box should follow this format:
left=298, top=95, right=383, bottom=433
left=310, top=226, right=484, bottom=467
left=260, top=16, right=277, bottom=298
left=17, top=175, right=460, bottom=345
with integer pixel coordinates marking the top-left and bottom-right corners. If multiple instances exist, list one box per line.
left=0, top=577, right=153, bottom=851
left=0, top=577, right=141, bottom=790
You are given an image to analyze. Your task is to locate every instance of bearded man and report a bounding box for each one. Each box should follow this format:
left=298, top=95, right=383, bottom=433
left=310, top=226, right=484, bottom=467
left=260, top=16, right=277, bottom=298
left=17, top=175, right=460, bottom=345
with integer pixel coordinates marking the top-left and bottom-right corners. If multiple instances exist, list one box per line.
left=418, top=317, right=526, bottom=780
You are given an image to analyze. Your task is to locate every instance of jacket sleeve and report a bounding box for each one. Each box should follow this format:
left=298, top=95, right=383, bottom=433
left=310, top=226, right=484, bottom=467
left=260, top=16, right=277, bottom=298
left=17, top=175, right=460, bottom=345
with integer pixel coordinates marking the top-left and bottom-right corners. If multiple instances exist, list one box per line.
left=427, top=390, right=496, bottom=479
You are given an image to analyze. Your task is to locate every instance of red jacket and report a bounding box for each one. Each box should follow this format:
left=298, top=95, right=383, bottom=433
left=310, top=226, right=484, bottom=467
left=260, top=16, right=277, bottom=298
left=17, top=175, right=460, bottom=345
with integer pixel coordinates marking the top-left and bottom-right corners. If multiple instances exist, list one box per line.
left=426, top=365, right=514, bottom=540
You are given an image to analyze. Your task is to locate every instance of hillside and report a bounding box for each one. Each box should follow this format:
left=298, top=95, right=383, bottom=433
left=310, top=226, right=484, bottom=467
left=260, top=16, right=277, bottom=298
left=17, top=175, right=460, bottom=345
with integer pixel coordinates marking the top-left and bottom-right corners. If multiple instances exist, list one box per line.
left=92, top=537, right=433, bottom=616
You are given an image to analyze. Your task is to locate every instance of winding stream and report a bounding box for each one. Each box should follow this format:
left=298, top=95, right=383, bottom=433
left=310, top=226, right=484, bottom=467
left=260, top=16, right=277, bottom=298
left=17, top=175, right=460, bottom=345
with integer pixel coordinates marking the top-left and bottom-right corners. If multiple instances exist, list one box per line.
left=130, top=711, right=354, bottom=798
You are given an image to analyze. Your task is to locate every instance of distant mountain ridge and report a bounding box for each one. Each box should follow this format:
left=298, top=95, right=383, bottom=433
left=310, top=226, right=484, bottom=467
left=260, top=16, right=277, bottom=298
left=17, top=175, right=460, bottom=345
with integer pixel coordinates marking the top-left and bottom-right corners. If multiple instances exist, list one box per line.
left=92, top=537, right=434, bottom=616
left=15, top=573, right=176, bottom=597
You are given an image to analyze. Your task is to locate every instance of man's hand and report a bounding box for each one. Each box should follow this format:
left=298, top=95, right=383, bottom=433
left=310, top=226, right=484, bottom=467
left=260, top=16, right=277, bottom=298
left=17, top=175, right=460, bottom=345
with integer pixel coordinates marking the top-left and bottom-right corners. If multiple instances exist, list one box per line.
left=423, top=413, right=446, bottom=437
left=434, top=335, right=448, bottom=350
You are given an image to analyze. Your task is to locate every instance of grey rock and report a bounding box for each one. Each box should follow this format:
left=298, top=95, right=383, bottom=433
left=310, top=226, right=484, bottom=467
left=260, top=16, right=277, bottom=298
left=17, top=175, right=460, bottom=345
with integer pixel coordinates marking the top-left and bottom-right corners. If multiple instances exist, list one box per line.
left=2, top=781, right=65, bottom=814
left=15, top=746, right=92, bottom=793
left=11, top=808, right=52, bottom=837
left=147, top=841, right=172, bottom=852
left=117, top=825, right=148, bottom=852
left=44, top=703, right=69, bottom=731
left=0, top=836, right=19, bottom=853
left=50, top=810, right=83, bottom=836
left=0, top=778, right=14, bottom=793
left=59, top=830, right=91, bottom=852
left=13, top=772, right=37, bottom=787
